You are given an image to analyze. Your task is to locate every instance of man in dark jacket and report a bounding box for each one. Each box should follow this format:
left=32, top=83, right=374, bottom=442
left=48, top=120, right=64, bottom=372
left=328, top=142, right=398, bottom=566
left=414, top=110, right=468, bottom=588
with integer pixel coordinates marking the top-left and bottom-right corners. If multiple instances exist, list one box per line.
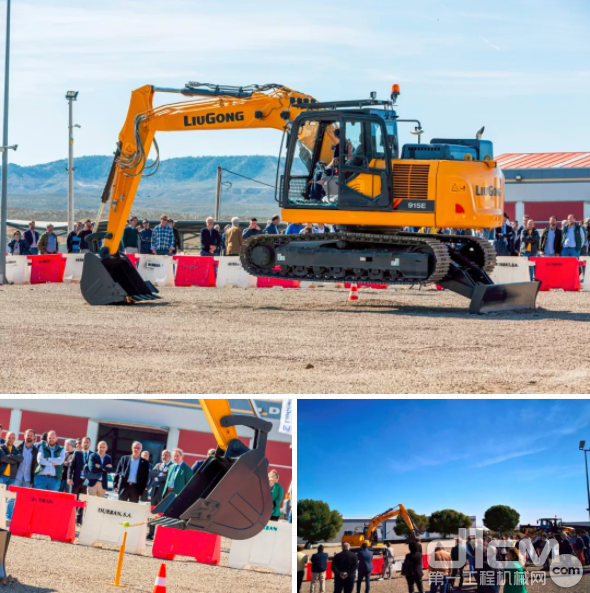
left=494, top=213, right=515, bottom=256
left=242, top=218, right=262, bottom=240
left=122, top=217, right=140, bottom=253
left=310, top=544, right=329, bottom=592
left=168, top=220, right=182, bottom=255
left=520, top=219, right=540, bottom=256
left=263, top=215, right=281, bottom=235
left=0, top=432, right=23, bottom=486
left=139, top=220, right=153, bottom=254
left=85, top=440, right=113, bottom=497
left=356, top=542, right=374, bottom=593
left=404, top=541, right=424, bottom=593
left=114, top=441, right=150, bottom=503
left=24, top=221, right=40, bottom=254
left=147, top=449, right=172, bottom=540
left=191, top=448, right=216, bottom=474
left=200, top=217, right=221, bottom=256
left=451, top=539, right=467, bottom=590
left=69, top=436, right=92, bottom=524
left=332, top=542, right=358, bottom=593
left=8, top=231, right=30, bottom=255
left=78, top=220, right=94, bottom=253
left=539, top=216, right=562, bottom=257
left=561, top=213, right=586, bottom=257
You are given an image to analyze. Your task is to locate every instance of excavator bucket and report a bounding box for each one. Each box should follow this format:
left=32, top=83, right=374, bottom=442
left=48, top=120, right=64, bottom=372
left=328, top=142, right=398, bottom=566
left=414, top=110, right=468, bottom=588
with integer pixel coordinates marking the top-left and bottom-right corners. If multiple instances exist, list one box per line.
left=80, top=253, right=160, bottom=305
left=150, top=414, right=274, bottom=540
left=0, top=528, right=10, bottom=579
left=468, top=280, right=541, bottom=315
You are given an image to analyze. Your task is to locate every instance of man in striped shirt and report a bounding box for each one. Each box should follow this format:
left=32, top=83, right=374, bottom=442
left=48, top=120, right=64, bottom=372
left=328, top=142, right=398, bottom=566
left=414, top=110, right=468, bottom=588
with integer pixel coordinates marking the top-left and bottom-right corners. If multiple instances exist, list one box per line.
left=151, top=215, right=175, bottom=255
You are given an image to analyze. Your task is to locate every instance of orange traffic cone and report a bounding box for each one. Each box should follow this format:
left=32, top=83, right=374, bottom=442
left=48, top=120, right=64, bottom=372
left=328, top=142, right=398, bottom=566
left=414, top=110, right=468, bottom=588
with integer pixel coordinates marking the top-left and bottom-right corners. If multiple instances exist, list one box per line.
left=152, top=564, right=166, bottom=593
left=349, top=283, right=359, bottom=301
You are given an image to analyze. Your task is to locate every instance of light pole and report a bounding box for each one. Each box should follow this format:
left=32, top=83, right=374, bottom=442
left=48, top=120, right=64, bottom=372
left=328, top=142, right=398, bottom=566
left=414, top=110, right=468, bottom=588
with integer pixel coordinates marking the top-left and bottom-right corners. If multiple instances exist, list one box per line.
left=65, top=91, right=80, bottom=232
left=580, top=440, right=590, bottom=522
left=0, top=0, right=16, bottom=284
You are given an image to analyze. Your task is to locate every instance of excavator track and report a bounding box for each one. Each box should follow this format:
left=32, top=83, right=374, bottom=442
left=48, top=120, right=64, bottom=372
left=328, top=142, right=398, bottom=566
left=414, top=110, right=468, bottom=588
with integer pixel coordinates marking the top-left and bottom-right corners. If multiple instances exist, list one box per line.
left=241, top=231, right=457, bottom=285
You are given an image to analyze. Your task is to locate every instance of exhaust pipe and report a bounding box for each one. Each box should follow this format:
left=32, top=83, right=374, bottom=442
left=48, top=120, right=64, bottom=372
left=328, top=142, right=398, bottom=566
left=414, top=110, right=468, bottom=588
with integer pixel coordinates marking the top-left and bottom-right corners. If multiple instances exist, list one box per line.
left=80, top=253, right=160, bottom=305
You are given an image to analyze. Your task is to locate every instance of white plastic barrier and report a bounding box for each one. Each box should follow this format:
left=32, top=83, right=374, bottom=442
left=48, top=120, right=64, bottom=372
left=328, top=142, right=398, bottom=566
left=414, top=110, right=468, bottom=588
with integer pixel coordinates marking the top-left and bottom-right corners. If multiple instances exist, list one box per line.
left=0, top=484, right=16, bottom=530
left=228, top=521, right=291, bottom=575
left=581, top=257, right=590, bottom=292
left=490, top=256, right=533, bottom=284
left=216, top=257, right=256, bottom=288
left=78, top=494, right=152, bottom=554
left=63, top=253, right=85, bottom=282
left=5, top=256, right=30, bottom=284
left=136, top=254, right=175, bottom=287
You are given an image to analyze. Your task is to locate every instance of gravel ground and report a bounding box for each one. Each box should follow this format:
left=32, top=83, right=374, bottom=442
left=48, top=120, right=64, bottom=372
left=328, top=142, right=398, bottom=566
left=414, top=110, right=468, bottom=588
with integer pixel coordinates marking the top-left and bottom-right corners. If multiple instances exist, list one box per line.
left=1, top=283, right=590, bottom=394
left=300, top=544, right=590, bottom=593
left=2, top=532, right=290, bottom=592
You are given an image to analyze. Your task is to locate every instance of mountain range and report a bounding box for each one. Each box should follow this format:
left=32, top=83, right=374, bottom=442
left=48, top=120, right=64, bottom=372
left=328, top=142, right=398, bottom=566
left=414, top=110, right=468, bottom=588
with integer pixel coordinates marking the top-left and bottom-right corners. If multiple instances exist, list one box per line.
left=3, top=155, right=305, bottom=217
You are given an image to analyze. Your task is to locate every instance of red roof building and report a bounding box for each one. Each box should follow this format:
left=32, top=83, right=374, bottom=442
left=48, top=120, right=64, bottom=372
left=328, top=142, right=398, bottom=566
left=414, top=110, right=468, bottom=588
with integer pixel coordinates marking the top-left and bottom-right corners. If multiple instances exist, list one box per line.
left=497, top=152, right=590, bottom=225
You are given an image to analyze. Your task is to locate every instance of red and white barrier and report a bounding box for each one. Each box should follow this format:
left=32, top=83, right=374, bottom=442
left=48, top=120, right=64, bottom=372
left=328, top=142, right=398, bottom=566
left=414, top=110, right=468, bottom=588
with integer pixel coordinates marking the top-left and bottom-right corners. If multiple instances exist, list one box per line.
left=5, top=253, right=590, bottom=293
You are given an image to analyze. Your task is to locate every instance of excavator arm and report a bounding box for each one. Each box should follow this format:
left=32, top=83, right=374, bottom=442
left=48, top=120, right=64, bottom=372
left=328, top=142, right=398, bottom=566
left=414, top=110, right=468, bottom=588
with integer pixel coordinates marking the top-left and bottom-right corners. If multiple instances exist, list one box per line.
left=365, top=504, right=418, bottom=542
left=81, top=82, right=322, bottom=305
left=150, top=399, right=275, bottom=540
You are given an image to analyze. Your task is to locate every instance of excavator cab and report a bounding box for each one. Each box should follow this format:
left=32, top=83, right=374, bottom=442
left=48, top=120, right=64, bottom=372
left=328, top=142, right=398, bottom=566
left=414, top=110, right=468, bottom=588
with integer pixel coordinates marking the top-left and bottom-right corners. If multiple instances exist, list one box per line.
left=150, top=400, right=274, bottom=540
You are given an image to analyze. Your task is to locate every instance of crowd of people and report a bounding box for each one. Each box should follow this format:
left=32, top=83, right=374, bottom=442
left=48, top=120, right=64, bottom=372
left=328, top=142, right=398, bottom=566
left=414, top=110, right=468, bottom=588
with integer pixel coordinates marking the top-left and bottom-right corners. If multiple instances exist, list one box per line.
left=11, top=213, right=589, bottom=264
left=199, top=214, right=334, bottom=257
left=296, top=531, right=590, bottom=593
left=7, top=217, right=183, bottom=256
left=493, top=213, right=590, bottom=258
left=0, top=427, right=287, bottom=538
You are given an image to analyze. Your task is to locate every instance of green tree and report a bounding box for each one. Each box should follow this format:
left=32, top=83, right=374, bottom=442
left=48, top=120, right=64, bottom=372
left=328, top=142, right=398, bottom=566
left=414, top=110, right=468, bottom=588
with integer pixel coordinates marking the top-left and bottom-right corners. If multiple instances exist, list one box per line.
left=428, top=509, right=472, bottom=538
left=297, top=499, right=343, bottom=546
left=483, top=505, right=520, bottom=535
left=394, top=509, right=430, bottom=537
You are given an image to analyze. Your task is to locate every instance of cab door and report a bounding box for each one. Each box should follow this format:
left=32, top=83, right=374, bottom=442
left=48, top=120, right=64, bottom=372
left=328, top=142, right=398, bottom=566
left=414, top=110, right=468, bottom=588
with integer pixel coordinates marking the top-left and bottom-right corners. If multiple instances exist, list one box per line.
left=338, top=116, right=392, bottom=210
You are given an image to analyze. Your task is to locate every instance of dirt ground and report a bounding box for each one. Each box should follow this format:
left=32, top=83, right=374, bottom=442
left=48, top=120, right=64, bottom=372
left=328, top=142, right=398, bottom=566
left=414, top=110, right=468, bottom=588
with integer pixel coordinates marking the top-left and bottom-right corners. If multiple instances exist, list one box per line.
left=2, top=532, right=289, bottom=593
left=1, top=283, right=590, bottom=394
left=300, top=544, right=590, bottom=593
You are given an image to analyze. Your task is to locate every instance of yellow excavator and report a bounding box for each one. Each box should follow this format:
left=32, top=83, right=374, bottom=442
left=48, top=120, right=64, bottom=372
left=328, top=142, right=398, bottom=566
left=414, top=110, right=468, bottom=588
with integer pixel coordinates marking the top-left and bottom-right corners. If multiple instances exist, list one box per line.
left=342, top=504, right=419, bottom=549
left=150, top=399, right=274, bottom=539
left=80, top=81, right=540, bottom=314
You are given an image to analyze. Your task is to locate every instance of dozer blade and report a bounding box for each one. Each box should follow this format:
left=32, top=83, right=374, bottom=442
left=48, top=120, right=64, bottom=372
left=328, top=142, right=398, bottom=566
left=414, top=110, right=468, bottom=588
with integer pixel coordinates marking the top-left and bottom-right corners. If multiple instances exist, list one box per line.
left=0, top=528, right=11, bottom=579
left=80, top=253, right=159, bottom=305
left=469, top=280, right=541, bottom=315
left=152, top=447, right=272, bottom=540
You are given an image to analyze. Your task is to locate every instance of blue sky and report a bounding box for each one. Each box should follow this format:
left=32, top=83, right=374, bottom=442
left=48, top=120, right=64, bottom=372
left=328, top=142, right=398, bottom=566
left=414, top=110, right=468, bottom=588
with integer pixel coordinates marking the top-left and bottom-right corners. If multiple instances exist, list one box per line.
left=297, top=400, right=590, bottom=525
left=2, top=0, right=590, bottom=166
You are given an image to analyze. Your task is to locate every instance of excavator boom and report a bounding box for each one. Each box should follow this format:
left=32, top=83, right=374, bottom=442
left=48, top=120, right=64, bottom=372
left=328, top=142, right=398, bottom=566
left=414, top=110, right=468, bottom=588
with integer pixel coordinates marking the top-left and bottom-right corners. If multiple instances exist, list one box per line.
left=150, top=399, right=275, bottom=540
left=341, top=504, right=418, bottom=548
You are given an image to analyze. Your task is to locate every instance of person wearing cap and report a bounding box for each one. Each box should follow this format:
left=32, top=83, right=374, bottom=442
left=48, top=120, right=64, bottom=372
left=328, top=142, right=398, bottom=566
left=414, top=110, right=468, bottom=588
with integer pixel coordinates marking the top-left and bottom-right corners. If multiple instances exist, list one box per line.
left=243, top=218, right=261, bottom=239
left=38, top=224, right=60, bottom=254
left=60, top=438, right=77, bottom=492
left=139, top=220, right=153, bottom=254
left=225, top=217, right=244, bottom=256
